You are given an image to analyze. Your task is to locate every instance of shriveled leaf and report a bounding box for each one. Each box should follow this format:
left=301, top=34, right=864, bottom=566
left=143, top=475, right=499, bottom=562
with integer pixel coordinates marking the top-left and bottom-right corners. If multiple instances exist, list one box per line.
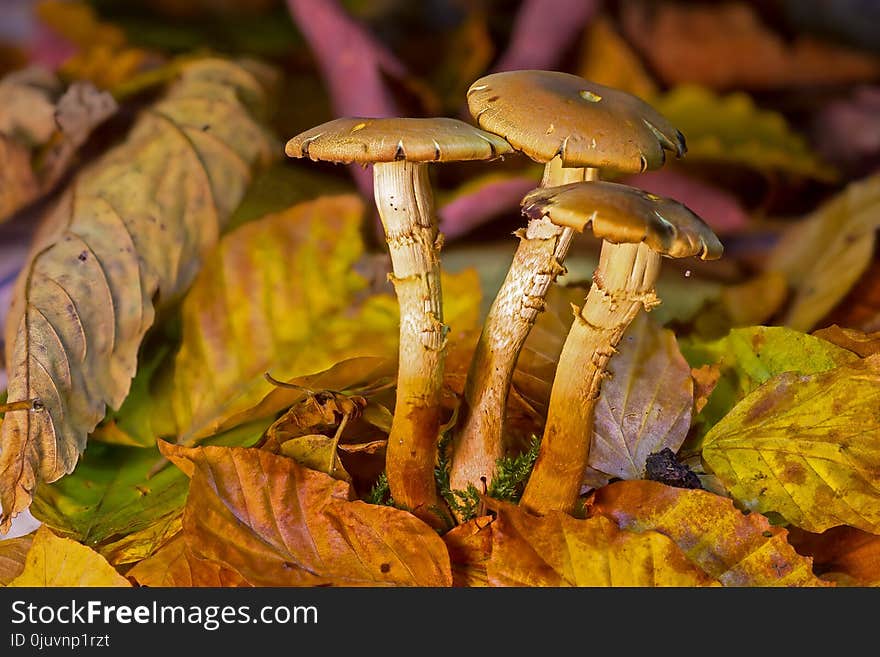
left=577, top=14, right=658, bottom=100
left=443, top=516, right=493, bottom=588
left=590, top=480, right=828, bottom=586
left=588, top=313, right=693, bottom=484
left=487, top=501, right=718, bottom=587
left=622, top=1, right=880, bottom=91
left=0, top=534, right=33, bottom=585
left=128, top=535, right=249, bottom=587
left=7, top=525, right=129, bottom=587
left=813, top=325, right=880, bottom=358
left=788, top=526, right=880, bottom=587
left=702, top=356, right=880, bottom=534
left=680, top=325, right=857, bottom=444
left=160, top=442, right=452, bottom=586
left=0, top=57, right=277, bottom=529
left=29, top=443, right=189, bottom=560
left=768, top=172, right=880, bottom=331
left=651, top=85, right=835, bottom=180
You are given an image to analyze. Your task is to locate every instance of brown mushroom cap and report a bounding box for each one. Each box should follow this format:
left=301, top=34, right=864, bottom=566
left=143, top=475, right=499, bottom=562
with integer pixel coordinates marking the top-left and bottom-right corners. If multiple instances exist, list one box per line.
left=468, top=70, right=685, bottom=173
left=521, top=181, right=723, bottom=260
left=285, top=117, right=512, bottom=164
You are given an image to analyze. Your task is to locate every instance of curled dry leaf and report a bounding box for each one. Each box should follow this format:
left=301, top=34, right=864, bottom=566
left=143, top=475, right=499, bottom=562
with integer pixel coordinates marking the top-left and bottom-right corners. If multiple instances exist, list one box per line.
left=486, top=500, right=718, bottom=587
left=787, top=526, right=880, bottom=587
left=7, top=525, right=129, bottom=587
left=812, top=325, right=880, bottom=358
left=159, top=442, right=452, bottom=587
left=702, top=355, right=880, bottom=534
left=0, top=58, right=277, bottom=531
left=590, top=480, right=829, bottom=586
left=768, top=172, right=880, bottom=331
left=127, top=535, right=250, bottom=588
left=0, top=533, right=33, bottom=585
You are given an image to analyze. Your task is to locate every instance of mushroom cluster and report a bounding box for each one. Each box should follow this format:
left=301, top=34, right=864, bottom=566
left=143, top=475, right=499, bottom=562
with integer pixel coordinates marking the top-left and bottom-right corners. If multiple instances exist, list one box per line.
left=286, top=70, right=722, bottom=524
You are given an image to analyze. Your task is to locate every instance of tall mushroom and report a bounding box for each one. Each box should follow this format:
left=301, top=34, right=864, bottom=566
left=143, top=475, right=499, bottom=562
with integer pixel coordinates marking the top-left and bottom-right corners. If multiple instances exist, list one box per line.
left=286, top=117, right=511, bottom=525
left=517, top=181, right=722, bottom=515
left=450, top=70, right=686, bottom=495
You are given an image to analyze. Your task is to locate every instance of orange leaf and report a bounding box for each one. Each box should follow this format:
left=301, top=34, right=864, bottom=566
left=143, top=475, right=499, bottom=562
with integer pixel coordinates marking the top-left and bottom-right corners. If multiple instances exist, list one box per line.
left=486, top=501, right=719, bottom=587
left=813, top=326, right=880, bottom=358
left=590, top=480, right=829, bottom=586
left=788, top=526, right=880, bottom=587
left=443, top=516, right=493, bottom=588
left=127, top=535, right=250, bottom=587
left=159, top=442, right=452, bottom=587
left=0, top=534, right=33, bottom=585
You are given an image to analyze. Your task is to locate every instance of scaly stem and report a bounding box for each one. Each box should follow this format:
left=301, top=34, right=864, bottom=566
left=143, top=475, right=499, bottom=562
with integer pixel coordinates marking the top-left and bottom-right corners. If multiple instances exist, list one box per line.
left=449, top=159, right=597, bottom=497
left=520, top=241, right=661, bottom=515
left=374, top=161, right=446, bottom=527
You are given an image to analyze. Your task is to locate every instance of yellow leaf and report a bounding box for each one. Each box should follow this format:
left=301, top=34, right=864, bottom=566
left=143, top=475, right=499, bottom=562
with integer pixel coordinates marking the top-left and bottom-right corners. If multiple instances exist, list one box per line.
left=0, top=58, right=277, bottom=531
left=703, top=355, right=880, bottom=533
left=768, top=172, right=880, bottom=331
left=128, top=535, right=249, bottom=587
left=279, top=435, right=351, bottom=482
left=487, top=501, right=718, bottom=587
left=591, top=480, right=829, bottom=586
left=7, top=526, right=130, bottom=587
left=652, top=85, right=836, bottom=180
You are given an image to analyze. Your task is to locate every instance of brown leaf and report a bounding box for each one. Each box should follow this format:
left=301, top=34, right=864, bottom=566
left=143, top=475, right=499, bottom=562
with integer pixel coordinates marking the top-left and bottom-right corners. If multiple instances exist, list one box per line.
left=0, top=58, right=277, bottom=531
left=487, top=501, right=718, bottom=587
left=159, top=442, right=452, bottom=586
left=812, top=325, right=880, bottom=358
left=692, top=364, right=721, bottom=414
left=788, top=526, right=880, bottom=586
left=820, top=257, right=880, bottom=333
left=621, top=1, right=880, bottom=90
left=590, top=480, right=830, bottom=586
left=443, top=516, right=493, bottom=588
left=0, top=533, right=33, bottom=585
left=127, top=535, right=250, bottom=587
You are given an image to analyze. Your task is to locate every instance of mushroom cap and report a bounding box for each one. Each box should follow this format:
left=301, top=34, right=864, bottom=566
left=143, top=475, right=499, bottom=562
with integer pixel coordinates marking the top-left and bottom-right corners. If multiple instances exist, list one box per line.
left=285, top=117, right=512, bottom=164
left=521, top=181, right=723, bottom=260
left=468, top=70, right=685, bottom=172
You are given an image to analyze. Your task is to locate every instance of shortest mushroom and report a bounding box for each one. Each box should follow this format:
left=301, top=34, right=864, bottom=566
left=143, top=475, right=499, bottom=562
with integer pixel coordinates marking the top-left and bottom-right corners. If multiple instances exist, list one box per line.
left=517, top=181, right=723, bottom=515
left=286, top=117, right=511, bottom=526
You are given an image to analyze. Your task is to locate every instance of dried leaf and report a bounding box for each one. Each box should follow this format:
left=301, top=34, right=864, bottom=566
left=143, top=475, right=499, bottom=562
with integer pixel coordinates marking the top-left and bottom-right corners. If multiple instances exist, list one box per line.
left=768, top=172, right=880, bottom=331
left=443, top=516, right=493, bottom=588
left=0, top=57, right=277, bottom=530
left=622, top=1, right=880, bottom=90
left=692, top=364, right=721, bottom=414
left=651, top=85, right=835, bottom=180
left=29, top=443, right=189, bottom=560
left=577, top=14, right=658, bottom=100
left=702, top=356, right=880, bottom=534
left=821, top=257, right=880, bottom=333
left=788, top=526, right=880, bottom=587
left=812, top=325, right=880, bottom=358
left=279, top=435, right=351, bottom=482
left=160, top=442, right=452, bottom=586
left=7, top=525, right=129, bottom=587
left=590, top=480, right=829, bottom=586
left=128, top=535, right=250, bottom=587
left=588, top=313, right=694, bottom=482
left=487, top=501, right=718, bottom=587
left=0, top=534, right=33, bottom=585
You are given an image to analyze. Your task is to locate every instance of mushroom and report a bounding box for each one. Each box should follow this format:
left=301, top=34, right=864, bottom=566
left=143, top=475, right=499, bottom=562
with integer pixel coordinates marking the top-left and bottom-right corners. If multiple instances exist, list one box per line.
left=516, top=180, right=722, bottom=515
left=286, top=117, right=511, bottom=525
left=449, top=70, right=685, bottom=496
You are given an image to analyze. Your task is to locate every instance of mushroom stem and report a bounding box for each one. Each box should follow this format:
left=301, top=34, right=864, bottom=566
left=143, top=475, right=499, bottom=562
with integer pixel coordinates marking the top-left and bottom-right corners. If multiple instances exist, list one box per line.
left=449, top=158, right=596, bottom=497
left=520, top=240, right=661, bottom=515
left=373, top=160, right=446, bottom=526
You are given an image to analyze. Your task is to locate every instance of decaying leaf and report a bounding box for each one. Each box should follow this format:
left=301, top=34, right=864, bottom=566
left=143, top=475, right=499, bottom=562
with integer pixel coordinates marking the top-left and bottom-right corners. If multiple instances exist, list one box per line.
left=622, top=1, right=880, bottom=91
left=590, top=480, right=829, bottom=586
left=768, top=172, right=880, bottom=331
left=588, top=313, right=693, bottom=485
left=127, top=534, right=250, bottom=587
left=788, top=526, right=880, bottom=587
left=28, top=443, right=189, bottom=562
left=487, top=501, right=718, bottom=587
left=7, top=525, right=129, bottom=587
left=0, top=57, right=276, bottom=531
left=0, top=533, right=33, bottom=585
left=651, top=85, right=835, bottom=181
left=443, top=515, right=494, bottom=588
left=812, top=325, right=880, bottom=358
left=702, top=356, right=880, bottom=534
left=680, top=325, right=857, bottom=444
left=160, top=442, right=452, bottom=586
